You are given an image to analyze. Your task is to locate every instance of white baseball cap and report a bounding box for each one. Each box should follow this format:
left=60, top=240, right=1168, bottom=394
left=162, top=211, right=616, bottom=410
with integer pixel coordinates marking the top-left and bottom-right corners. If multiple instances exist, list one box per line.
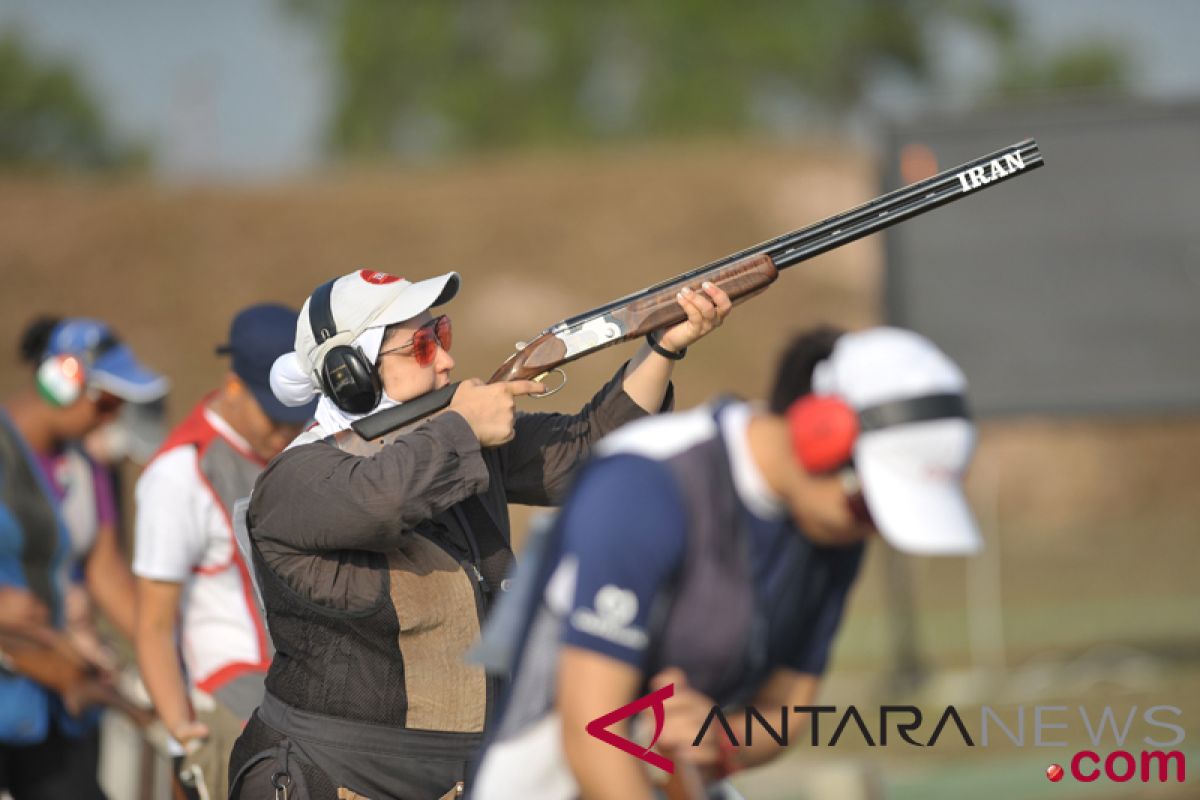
left=295, top=269, right=460, bottom=378
left=812, top=327, right=982, bottom=556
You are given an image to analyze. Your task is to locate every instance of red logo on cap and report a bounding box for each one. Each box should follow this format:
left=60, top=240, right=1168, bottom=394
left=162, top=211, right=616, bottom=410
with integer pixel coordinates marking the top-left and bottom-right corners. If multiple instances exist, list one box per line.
left=359, top=270, right=403, bottom=285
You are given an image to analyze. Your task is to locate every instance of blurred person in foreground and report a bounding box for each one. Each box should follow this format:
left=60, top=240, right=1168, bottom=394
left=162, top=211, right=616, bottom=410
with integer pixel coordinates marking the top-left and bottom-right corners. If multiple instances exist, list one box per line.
left=471, top=326, right=982, bottom=800
left=134, top=304, right=316, bottom=800
left=228, top=269, right=734, bottom=799
left=0, top=317, right=168, bottom=799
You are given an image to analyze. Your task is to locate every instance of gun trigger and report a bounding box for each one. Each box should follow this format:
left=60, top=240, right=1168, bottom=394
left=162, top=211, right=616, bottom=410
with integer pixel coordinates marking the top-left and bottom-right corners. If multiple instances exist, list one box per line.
left=531, top=368, right=567, bottom=398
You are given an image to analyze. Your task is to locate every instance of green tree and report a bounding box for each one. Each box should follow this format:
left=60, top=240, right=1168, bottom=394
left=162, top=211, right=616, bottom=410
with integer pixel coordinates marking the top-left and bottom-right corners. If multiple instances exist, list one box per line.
left=996, top=40, right=1129, bottom=98
left=286, top=0, right=1017, bottom=157
left=0, top=31, right=142, bottom=170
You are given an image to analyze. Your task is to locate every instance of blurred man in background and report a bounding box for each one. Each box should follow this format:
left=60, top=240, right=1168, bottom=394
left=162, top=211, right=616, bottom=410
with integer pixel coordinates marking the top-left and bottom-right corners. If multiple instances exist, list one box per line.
left=473, top=326, right=982, bottom=800
left=0, top=317, right=169, bottom=800
left=133, top=304, right=316, bottom=800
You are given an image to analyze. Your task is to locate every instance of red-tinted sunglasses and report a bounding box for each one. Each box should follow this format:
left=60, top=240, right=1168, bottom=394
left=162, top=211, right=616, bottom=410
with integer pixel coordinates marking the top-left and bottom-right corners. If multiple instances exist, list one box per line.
left=378, top=315, right=452, bottom=368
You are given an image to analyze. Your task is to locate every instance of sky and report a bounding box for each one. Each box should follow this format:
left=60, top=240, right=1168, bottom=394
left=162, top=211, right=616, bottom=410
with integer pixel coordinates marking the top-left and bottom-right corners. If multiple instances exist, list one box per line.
left=1, top=0, right=1197, bottom=181
left=0, top=0, right=330, bottom=180
left=1011, top=0, right=1200, bottom=98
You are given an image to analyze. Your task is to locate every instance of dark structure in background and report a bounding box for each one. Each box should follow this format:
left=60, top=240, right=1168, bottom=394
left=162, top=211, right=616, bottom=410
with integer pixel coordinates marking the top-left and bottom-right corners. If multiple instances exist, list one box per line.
left=879, top=100, right=1200, bottom=688
left=885, top=101, right=1200, bottom=418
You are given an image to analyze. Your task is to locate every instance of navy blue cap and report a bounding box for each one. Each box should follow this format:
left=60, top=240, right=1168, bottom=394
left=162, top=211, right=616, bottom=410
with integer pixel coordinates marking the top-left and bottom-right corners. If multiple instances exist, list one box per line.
left=218, top=304, right=317, bottom=424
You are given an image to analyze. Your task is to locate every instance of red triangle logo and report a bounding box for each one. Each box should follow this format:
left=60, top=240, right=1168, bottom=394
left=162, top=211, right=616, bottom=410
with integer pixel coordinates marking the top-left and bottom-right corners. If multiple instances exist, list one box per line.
left=585, top=683, right=675, bottom=774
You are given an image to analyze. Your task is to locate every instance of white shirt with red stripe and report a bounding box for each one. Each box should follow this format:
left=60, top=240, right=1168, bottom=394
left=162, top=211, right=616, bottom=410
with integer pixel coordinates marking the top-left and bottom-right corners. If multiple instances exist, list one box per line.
left=133, top=402, right=271, bottom=694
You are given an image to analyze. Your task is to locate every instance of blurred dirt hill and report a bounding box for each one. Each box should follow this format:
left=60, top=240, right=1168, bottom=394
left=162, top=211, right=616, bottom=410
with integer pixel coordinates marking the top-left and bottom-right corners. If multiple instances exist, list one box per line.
left=0, top=142, right=878, bottom=407
left=2, top=143, right=1197, bottom=672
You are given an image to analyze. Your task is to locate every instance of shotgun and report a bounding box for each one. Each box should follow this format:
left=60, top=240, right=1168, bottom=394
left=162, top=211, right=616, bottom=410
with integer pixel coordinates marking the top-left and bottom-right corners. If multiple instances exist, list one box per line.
left=0, top=630, right=157, bottom=729
left=336, top=139, right=1043, bottom=452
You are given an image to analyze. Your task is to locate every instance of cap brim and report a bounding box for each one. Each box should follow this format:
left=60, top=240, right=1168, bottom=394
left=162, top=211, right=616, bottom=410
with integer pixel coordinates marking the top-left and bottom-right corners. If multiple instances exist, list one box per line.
left=248, top=381, right=318, bottom=425
left=374, top=272, right=460, bottom=328
left=856, top=419, right=981, bottom=556
left=90, top=345, right=170, bottom=403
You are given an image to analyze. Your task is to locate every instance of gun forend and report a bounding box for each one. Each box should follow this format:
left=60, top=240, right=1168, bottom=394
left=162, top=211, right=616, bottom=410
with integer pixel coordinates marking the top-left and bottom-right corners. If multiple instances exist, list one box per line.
left=488, top=253, right=778, bottom=383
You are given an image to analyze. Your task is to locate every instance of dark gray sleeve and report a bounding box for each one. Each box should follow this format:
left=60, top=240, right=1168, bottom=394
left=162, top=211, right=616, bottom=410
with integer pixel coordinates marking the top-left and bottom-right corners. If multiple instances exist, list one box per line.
left=249, top=411, right=489, bottom=553
left=498, top=362, right=674, bottom=506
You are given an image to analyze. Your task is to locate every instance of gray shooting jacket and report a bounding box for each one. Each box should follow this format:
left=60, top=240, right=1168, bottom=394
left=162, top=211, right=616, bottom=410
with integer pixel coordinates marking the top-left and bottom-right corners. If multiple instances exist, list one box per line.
left=245, top=364, right=671, bottom=738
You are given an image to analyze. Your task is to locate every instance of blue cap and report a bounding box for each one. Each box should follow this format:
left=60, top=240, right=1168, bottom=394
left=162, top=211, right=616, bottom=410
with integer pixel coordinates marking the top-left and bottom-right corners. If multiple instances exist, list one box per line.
left=45, top=319, right=169, bottom=403
left=218, top=304, right=316, bottom=425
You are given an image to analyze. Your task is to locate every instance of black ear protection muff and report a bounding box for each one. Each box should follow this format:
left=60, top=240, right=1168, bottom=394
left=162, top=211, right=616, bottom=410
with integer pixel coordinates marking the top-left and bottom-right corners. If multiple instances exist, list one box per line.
left=787, top=392, right=970, bottom=473
left=309, top=279, right=382, bottom=415
left=36, top=327, right=121, bottom=407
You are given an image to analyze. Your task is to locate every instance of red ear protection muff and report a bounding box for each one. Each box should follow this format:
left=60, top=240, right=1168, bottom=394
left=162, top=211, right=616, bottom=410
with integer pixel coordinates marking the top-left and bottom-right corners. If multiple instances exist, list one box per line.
left=787, top=395, right=861, bottom=473
left=787, top=391, right=972, bottom=473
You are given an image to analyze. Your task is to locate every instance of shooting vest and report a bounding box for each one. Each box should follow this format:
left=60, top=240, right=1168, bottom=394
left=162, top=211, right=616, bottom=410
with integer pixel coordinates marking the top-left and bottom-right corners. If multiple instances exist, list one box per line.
left=600, top=399, right=800, bottom=704
left=232, top=443, right=505, bottom=799
left=247, top=466, right=507, bottom=732
left=0, top=411, right=74, bottom=743
left=646, top=411, right=765, bottom=701
left=640, top=402, right=844, bottom=704
left=145, top=402, right=271, bottom=711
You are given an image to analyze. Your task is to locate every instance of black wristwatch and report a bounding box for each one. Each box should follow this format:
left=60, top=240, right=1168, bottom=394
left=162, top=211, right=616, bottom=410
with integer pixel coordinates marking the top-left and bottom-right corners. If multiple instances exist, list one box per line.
left=646, top=331, right=686, bottom=361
